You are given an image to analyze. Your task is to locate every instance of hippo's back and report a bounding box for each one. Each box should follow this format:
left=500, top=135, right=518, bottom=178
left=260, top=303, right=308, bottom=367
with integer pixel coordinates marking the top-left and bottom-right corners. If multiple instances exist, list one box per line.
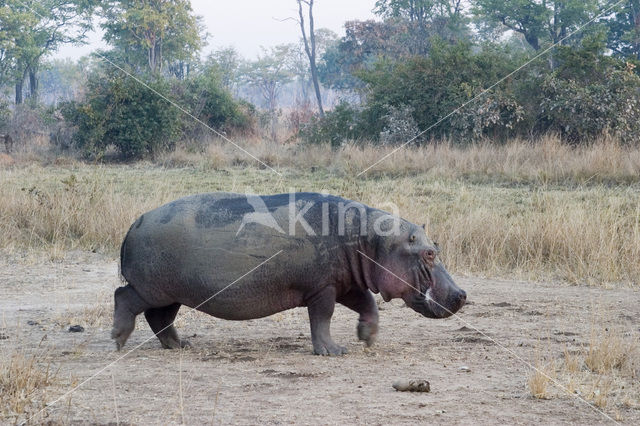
left=118, top=192, right=336, bottom=313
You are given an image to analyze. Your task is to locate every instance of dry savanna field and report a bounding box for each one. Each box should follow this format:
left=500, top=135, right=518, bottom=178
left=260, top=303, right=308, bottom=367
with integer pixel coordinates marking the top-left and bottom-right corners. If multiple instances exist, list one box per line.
left=1, top=136, right=639, bottom=424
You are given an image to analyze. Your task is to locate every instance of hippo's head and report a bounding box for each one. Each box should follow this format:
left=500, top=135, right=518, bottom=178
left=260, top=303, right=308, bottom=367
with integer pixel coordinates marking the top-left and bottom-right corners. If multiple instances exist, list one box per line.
left=370, top=223, right=466, bottom=318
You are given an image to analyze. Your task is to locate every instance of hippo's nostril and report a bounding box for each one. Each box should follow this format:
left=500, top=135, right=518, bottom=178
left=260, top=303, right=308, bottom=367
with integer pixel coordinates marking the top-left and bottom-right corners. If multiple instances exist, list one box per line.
left=458, top=290, right=467, bottom=305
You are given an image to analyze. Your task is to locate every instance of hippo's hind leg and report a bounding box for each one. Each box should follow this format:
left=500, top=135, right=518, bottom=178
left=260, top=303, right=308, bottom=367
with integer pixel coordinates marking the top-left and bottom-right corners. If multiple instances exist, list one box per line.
left=306, top=286, right=347, bottom=356
left=337, top=288, right=379, bottom=347
left=144, top=303, right=191, bottom=349
left=112, top=285, right=150, bottom=350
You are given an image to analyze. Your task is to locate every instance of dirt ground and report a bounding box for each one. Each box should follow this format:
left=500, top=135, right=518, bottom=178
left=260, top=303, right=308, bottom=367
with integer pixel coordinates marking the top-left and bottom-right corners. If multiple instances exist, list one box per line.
left=1, top=251, right=638, bottom=425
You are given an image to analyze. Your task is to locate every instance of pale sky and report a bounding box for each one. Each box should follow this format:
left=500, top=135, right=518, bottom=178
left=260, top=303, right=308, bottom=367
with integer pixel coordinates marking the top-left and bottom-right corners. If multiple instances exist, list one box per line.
left=55, top=0, right=377, bottom=60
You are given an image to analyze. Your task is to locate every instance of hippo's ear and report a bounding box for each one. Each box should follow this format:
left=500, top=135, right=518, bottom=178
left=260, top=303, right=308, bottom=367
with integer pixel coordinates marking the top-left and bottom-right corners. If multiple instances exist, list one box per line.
left=421, top=224, right=426, bottom=230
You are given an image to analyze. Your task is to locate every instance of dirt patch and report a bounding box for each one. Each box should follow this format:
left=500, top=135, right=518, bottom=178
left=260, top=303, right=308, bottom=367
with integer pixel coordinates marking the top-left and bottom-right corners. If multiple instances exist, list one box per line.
left=0, top=253, right=639, bottom=424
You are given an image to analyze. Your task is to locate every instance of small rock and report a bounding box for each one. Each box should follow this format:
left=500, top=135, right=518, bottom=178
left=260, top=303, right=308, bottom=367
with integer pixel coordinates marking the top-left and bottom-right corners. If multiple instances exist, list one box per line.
left=392, top=380, right=430, bottom=392
left=434, top=409, right=446, bottom=415
left=27, top=320, right=39, bottom=326
left=68, top=325, right=85, bottom=333
left=458, top=366, right=471, bottom=373
left=0, top=333, right=9, bottom=340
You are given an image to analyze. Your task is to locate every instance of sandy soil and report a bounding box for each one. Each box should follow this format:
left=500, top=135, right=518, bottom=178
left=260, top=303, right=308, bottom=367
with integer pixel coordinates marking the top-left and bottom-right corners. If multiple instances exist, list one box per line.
left=1, top=252, right=638, bottom=425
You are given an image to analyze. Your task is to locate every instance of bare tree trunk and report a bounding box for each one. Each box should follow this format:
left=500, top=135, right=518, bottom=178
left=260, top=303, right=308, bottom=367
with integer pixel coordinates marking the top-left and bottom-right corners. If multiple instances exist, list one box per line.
left=298, top=0, right=324, bottom=117
left=157, top=40, right=163, bottom=72
left=15, top=68, right=27, bottom=104
left=149, top=46, right=155, bottom=72
left=15, top=80, right=23, bottom=105
left=29, top=68, right=38, bottom=102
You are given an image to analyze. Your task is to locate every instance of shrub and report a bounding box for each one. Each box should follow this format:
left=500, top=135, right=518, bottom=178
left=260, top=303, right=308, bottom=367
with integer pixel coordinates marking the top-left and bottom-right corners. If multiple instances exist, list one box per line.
left=299, top=102, right=361, bottom=147
left=450, top=92, right=524, bottom=141
left=0, top=99, right=10, bottom=132
left=356, top=40, right=522, bottom=142
left=379, top=104, right=420, bottom=145
left=540, top=65, right=640, bottom=143
left=178, top=67, right=253, bottom=139
left=61, top=66, right=253, bottom=159
left=61, top=73, right=182, bottom=159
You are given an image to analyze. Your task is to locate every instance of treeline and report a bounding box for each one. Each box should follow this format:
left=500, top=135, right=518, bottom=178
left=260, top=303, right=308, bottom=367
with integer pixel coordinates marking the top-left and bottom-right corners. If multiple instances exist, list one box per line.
left=1, top=0, right=640, bottom=159
left=306, top=0, right=640, bottom=145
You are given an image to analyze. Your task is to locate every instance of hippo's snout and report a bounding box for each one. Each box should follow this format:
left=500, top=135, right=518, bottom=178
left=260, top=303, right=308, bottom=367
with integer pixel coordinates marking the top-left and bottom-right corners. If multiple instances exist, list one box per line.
left=455, top=289, right=467, bottom=309
left=403, top=262, right=466, bottom=319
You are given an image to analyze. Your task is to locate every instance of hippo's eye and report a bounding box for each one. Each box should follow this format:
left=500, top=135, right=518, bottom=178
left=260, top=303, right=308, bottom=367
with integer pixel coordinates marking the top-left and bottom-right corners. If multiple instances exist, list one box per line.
left=409, top=235, right=416, bottom=243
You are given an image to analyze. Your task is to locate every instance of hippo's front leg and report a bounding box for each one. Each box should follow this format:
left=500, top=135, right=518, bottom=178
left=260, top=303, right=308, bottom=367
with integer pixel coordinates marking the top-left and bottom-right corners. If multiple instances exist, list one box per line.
left=338, top=288, right=379, bottom=347
left=306, top=286, right=348, bottom=356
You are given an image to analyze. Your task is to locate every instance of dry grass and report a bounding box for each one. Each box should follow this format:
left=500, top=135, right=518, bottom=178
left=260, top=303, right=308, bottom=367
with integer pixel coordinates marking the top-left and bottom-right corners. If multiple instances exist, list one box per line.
left=157, top=134, right=640, bottom=185
left=585, top=327, right=637, bottom=376
left=529, top=360, right=557, bottom=400
left=1, top=136, right=639, bottom=286
left=528, top=325, right=639, bottom=412
left=0, top=350, right=56, bottom=422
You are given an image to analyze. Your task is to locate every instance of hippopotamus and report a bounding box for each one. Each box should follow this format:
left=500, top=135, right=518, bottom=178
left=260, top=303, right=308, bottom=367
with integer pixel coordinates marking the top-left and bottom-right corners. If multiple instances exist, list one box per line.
left=112, top=192, right=467, bottom=355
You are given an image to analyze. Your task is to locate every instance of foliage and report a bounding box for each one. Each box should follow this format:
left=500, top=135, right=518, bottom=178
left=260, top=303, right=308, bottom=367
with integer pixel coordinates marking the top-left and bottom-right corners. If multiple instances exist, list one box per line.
left=299, top=102, right=361, bottom=147
left=100, top=0, right=203, bottom=74
left=606, top=0, right=640, bottom=60
left=379, top=104, right=420, bottom=145
left=355, top=40, right=522, bottom=140
left=240, top=45, right=294, bottom=111
left=205, top=47, right=242, bottom=91
left=540, top=65, right=640, bottom=143
left=60, top=63, right=252, bottom=159
left=178, top=65, right=253, bottom=138
left=0, top=98, right=10, bottom=131
left=450, top=92, right=524, bottom=140
left=472, top=0, right=600, bottom=51
left=374, top=0, right=469, bottom=46
left=61, top=72, right=182, bottom=158
left=0, top=0, right=95, bottom=102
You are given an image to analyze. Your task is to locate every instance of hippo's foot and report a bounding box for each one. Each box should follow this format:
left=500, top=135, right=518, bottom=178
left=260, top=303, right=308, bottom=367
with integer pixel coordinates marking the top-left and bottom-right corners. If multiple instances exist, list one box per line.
left=112, top=285, right=151, bottom=351
left=357, top=320, right=378, bottom=347
left=161, top=338, right=192, bottom=350
left=312, top=342, right=348, bottom=356
left=144, top=303, right=189, bottom=350
left=111, top=327, right=130, bottom=351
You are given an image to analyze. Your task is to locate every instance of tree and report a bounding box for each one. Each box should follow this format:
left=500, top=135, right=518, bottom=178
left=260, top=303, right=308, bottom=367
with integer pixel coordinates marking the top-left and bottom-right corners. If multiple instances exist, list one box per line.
left=374, top=0, right=469, bottom=52
left=606, top=0, right=640, bottom=60
left=288, top=28, right=337, bottom=104
left=318, top=20, right=410, bottom=92
left=38, top=57, right=90, bottom=104
left=100, top=0, right=203, bottom=74
left=0, top=0, right=95, bottom=104
left=206, top=47, right=242, bottom=92
left=296, top=0, right=324, bottom=116
left=241, top=45, right=294, bottom=140
left=473, top=0, right=600, bottom=52
left=318, top=6, right=469, bottom=93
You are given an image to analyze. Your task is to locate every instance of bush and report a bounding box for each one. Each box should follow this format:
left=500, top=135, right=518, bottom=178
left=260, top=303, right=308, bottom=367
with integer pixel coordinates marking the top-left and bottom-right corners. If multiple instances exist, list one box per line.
left=61, top=73, right=182, bottom=159
left=379, top=104, right=420, bottom=145
left=178, top=67, right=253, bottom=139
left=61, top=66, right=253, bottom=159
left=450, top=92, right=524, bottom=141
left=310, top=35, right=640, bottom=145
left=0, top=99, right=10, bottom=132
left=299, top=102, right=361, bottom=147
left=540, top=67, right=640, bottom=143
left=356, top=40, right=522, bottom=142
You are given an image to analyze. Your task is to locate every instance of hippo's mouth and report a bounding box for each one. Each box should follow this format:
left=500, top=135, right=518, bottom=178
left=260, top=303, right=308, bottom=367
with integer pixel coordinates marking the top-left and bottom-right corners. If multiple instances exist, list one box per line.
left=403, top=260, right=458, bottom=319
left=416, top=259, right=434, bottom=298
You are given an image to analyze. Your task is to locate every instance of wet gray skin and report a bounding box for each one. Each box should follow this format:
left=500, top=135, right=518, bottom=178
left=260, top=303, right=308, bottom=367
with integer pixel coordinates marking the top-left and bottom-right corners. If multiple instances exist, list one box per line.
left=112, top=192, right=467, bottom=355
